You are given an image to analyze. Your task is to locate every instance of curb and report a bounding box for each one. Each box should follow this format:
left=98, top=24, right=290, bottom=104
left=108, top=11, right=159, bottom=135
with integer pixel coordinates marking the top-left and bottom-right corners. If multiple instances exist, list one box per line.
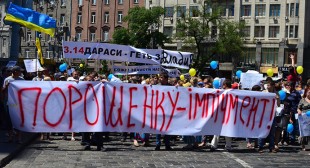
left=0, top=133, right=39, bottom=168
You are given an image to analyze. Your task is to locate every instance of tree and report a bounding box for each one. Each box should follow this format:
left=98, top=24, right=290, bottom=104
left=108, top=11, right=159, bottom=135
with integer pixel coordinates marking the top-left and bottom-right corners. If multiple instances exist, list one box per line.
left=214, top=20, right=245, bottom=70
left=112, top=6, right=170, bottom=48
left=175, top=0, right=240, bottom=72
left=175, top=0, right=222, bottom=72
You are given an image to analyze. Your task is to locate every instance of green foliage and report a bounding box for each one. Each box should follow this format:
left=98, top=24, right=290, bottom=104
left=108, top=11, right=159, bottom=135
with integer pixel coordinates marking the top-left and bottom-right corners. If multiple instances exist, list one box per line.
left=213, top=20, right=245, bottom=66
left=175, top=0, right=222, bottom=72
left=175, top=0, right=244, bottom=73
left=112, top=28, right=131, bottom=45
left=99, top=60, right=110, bottom=75
left=112, top=6, right=169, bottom=48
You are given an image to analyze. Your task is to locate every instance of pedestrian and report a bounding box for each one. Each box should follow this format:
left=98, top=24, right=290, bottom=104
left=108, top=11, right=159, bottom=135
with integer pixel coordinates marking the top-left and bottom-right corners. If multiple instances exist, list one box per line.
left=155, top=72, right=173, bottom=151
left=2, top=66, right=25, bottom=143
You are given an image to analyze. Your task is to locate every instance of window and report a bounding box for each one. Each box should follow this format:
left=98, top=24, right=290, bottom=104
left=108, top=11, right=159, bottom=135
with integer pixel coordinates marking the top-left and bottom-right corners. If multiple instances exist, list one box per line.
left=164, top=7, right=174, bottom=18
left=118, top=11, right=123, bottom=23
left=290, top=3, right=294, bottom=17
left=189, top=6, right=199, bottom=17
left=270, top=4, right=280, bottom=17
left=261, top=48, right=278, bottom=65
left=103, top=31, right=109, bottom=42
left=118, top=0, right=123, bottom=4
left=90, top=31, right=96, bottom=42
left=76, top=30, right=82, bottom=41
left=104, top=12, right=109, bottom=23
left=77, top=13, right=82, bottom=24
left=91, top=0, right=96, bottom=5
left=27, top=32, right=31, bottom=41
left=295, top=26, right=298, bottom=38
left=289, top=25, right=294, bottom=38
left=163, top=27, right=173, bottom=37
left=220, top=5, right=226, bottom=16
left=296, top=3, right=299, bottom=16
left=47, top=35, right=52, bottom=41
left=60, top=14, right=65, bottom=25
left=211, top=26, right=217, bottom=38
left=61, top=0, right=66, bottom=6
left=287, top=25, right=298, bottom=38
left=78, top=0, right=82, bottom=6
left=242, top=26, right=251, bottom=37
left=241, top=5, right=251, bottom=16
left=243, top=48, right=256, bottom=64
left=134, top=0, right=138, bottom=4
left=177, top=6, right=186, bottom=17
left=255, top=4, right=265, bottom=16
left=204, top=4, right=212, bottom=14
left=104, top=0, right=109, bottom=5
left=228, top=5, right=234, bottom=16
left=269, top=26, right=279, bottom=38
left=91, top=12, right=96, bottom=23
left=254, top=26, right=265, bottom=37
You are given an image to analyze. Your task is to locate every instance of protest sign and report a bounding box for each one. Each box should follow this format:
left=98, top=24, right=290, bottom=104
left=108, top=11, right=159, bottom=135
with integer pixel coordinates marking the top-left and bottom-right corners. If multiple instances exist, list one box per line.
left=23, top=59, right=42, bottom=72
left=240, top=73, right=263, bottom=89
left=6, top=61, right=17, bottom=67
left=8, top=81, right=276, bottom=138
left=63, top=41, right=193, bottom=69
left=298, top=113, right=310, bottom=137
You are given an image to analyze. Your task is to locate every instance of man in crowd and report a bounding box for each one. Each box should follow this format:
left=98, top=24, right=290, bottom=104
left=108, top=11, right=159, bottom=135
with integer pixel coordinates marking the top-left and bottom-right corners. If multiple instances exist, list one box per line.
left=155, top=72, right=173, bottom=151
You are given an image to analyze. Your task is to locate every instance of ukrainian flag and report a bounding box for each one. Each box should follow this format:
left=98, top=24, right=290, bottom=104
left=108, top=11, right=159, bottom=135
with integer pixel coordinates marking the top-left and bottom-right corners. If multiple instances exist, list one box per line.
left=5, top=3, right=56, bottom=37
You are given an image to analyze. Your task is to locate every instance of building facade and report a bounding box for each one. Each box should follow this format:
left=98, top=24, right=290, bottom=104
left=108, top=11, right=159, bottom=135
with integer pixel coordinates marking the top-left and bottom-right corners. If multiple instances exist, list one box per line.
left=146, top=0, right=310, bottom=79
left=0, top=0, right=11, bottom=63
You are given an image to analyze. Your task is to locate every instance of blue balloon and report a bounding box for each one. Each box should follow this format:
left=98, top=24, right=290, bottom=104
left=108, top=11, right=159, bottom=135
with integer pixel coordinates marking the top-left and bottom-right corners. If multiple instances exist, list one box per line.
left=287, top=123, right=294, bottom=133
left=108, top=74, right=114, bottom=80
left=306, top=111, right=310, bottom=117
left=59, top=63, right=67, bottom=72
left=213, top=80, right=220, bottom=89
left=278, top=90, right=286, bottom=101
left=210, top=61, right=218, bottom=70
left=236, top=70, right=242, bottom=79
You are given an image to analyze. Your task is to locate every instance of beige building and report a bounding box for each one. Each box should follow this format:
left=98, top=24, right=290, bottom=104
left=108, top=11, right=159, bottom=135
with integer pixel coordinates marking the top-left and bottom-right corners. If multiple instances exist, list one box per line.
left=146, top=0, right=310, bottom=78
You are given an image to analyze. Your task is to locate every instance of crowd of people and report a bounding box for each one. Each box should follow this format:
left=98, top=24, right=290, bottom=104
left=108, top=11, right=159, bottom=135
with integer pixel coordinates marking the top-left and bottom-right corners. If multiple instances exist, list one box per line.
left=0, top=55, right=309, bottom=153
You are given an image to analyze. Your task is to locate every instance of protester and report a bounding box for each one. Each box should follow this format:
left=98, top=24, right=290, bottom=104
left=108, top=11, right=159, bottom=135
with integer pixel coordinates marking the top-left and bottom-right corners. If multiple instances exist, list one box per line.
left=297, top=87, right=310, bottom=151
left=258, top=80, right=279, bottom=153
left=210, top=79, right=233, bottom=152
left=155, top=72, right=173, bottom=151
left=2, top=66, right=25, bottom=143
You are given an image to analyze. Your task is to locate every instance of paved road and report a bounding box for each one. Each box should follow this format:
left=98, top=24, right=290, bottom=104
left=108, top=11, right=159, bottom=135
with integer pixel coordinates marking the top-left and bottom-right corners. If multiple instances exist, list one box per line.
left=5, top=134, right=310, bottom=168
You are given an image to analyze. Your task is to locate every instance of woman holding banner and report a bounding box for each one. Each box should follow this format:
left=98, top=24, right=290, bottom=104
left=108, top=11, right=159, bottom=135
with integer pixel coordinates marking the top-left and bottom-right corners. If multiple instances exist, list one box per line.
left=297, top=87, right=310, bottom=151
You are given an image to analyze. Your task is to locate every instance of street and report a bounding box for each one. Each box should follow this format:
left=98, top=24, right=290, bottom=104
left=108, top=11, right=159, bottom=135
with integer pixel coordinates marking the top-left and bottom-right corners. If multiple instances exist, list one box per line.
left=5, top=134, right=310, bottom=168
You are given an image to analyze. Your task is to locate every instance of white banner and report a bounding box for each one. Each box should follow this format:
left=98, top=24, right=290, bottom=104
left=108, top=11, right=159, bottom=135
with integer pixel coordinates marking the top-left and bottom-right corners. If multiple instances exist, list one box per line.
left=62, top=41, right=193, bottom=69
left=8, top=81, right=276, bottom=138
left=240, top=73, right=263, bottom=89
left=298, top=113, right=310, bottom=137
left=112, top=65, right=180, bottom=77
left=113, top=65, right=161, bottom=75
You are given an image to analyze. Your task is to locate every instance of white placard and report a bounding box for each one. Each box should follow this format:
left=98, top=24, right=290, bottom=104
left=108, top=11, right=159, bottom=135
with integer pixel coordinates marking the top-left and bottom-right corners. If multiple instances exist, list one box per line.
left=23, top=59, right=42, bottom=72
left=240, top=73, right=263, bottom=89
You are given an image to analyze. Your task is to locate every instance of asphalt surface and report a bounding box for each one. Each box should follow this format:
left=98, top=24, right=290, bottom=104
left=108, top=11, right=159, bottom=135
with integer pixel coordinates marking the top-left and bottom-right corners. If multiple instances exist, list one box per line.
left=3, top=133, right=310, bottom=168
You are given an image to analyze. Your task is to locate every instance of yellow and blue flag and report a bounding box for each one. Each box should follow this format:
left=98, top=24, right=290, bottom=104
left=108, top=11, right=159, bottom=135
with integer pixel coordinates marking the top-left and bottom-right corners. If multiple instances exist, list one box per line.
left=5, top=3, right=56, bottom=37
